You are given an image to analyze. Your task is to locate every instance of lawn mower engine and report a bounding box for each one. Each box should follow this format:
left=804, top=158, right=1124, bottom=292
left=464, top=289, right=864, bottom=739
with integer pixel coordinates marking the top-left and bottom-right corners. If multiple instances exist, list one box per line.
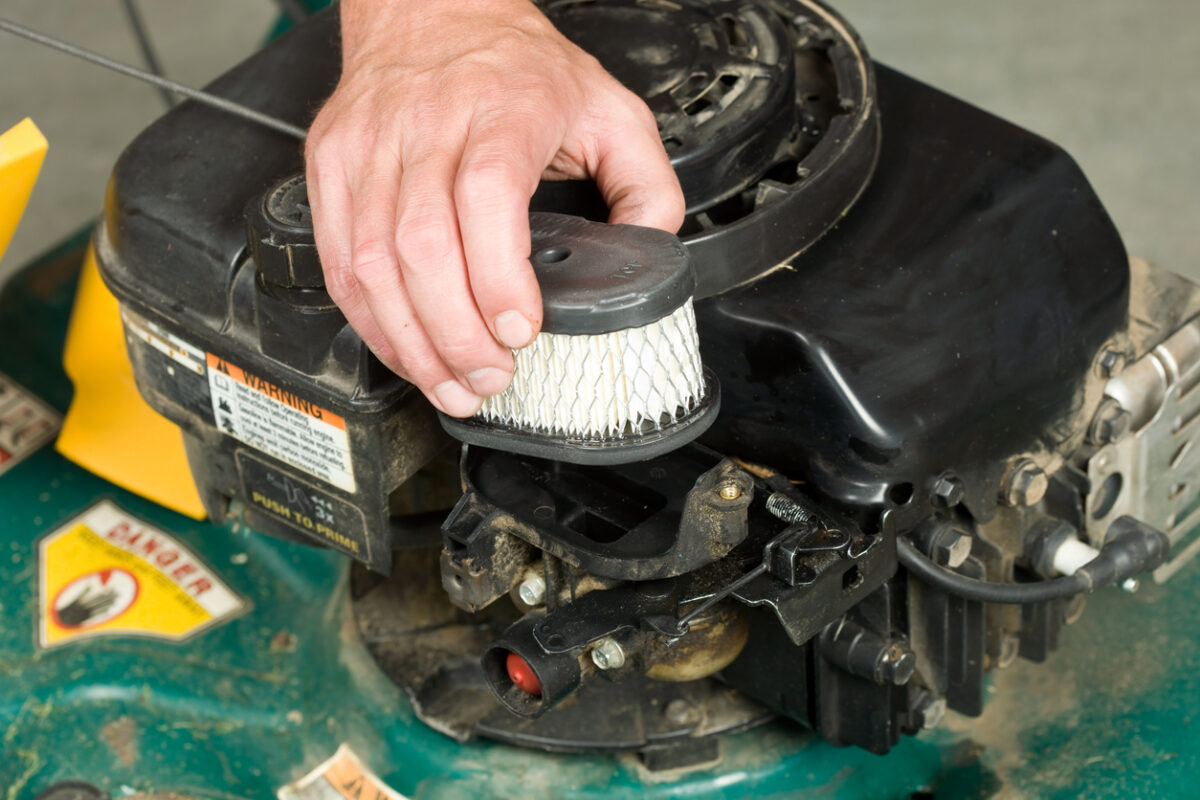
left=96, top=0, right=1200, bottom=768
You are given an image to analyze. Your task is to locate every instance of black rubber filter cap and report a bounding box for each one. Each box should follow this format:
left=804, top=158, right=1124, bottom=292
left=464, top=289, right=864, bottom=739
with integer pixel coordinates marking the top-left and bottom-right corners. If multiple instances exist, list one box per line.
left=530, top=212, right=696, bottom=335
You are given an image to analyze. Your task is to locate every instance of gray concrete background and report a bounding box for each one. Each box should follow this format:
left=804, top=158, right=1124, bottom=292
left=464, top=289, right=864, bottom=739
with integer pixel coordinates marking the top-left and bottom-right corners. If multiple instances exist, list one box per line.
left=0, top=1, right=1196, bottom=276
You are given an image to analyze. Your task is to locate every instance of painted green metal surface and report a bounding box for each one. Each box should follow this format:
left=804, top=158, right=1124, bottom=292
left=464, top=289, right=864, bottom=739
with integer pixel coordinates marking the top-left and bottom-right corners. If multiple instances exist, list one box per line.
left=0, top=244, right=1198, bottom=800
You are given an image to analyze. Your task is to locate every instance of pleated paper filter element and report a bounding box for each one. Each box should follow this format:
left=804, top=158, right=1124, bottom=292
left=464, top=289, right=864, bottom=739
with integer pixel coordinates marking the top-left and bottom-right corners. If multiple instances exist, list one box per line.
left=439, top=213, right=720, bottom=464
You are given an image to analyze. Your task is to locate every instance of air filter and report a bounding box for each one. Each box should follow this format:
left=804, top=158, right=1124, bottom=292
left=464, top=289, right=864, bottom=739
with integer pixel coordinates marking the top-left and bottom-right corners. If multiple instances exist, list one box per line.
left=438, top=213, right=719, bottom=464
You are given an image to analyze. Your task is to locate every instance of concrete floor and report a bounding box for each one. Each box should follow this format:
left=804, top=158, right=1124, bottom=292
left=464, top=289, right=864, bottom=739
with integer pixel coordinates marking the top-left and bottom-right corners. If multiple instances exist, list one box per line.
left=0, top=1, right=1196, bottom=277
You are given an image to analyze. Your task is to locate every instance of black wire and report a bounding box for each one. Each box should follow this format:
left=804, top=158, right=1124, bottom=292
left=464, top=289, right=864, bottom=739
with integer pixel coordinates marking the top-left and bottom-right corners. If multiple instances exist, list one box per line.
left=118, top=0, right=174, bottom=109
left=898, top=537, right=1090, bottom=604
left=0, top=17, right=308, bottom=141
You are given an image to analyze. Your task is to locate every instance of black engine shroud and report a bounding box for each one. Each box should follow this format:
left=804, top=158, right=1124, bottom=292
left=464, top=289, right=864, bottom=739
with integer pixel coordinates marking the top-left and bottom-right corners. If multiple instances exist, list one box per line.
left=96, top=0, right=1132, bottom=759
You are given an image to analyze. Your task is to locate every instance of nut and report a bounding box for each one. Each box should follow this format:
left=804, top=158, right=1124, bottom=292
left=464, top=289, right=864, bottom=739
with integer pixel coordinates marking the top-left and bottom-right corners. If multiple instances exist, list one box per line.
left=931, top=475, right=965, bottom=508
left=590, top=637, right=626, bottom=670
left=1002, top=458, right=1048, bottom=507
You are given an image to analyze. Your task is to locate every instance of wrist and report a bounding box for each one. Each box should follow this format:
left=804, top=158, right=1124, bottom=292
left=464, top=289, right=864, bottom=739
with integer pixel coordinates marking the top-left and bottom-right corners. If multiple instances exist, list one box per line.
left=340, top=0, right=541, bottom=64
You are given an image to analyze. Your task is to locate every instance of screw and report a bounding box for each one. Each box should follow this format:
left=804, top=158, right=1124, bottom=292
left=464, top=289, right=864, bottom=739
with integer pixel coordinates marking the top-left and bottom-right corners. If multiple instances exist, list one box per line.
left=1003, top=459, right=1048, bottom=507
left=931, top=475, right=965, bottom=508
left=1096, top=348, right=1127, bottom=379
left=517, top=573, right=546, bottom=607
left=1122, top=577, right=1140, bottom=593
left=590, top=637, right=626, bottom=670
left=718, top=481, right=742, bottom=501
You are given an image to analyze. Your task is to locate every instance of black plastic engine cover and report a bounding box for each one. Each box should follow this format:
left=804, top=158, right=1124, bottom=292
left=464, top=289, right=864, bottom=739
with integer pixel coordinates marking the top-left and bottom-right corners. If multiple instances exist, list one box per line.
left=697, top=65, right=1129, bottom=522
left=93, top=8, right=1127, bottom=572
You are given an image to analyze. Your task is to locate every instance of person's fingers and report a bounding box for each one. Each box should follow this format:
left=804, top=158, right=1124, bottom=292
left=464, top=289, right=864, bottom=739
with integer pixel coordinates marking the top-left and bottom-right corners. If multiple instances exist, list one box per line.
left=592, top=99, right=685, bottom=233
left=306, top=137, right=399, bottom=369
left=348, top=152, right=482, bottom=417
left=395, top=148, right=515, bottom=399
left=455, top=122, right=548, bottom=352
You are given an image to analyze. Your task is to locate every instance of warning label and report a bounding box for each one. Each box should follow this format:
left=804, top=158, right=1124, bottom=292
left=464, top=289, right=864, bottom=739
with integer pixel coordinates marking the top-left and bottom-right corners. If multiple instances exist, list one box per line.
left=278, top=745, right=410, bottom=800
left=0, top=372, right=60, bottom=478
left=206, top=353, right=355, bottom=492
left=122, top=310, right=206, bottom=376
left=38, top=501, right=245, bottom=648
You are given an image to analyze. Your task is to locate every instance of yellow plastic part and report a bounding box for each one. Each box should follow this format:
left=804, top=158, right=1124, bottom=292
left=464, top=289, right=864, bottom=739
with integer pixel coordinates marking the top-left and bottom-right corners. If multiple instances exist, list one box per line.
left=0, top=118, right=49, bottom=265
left=57, top=248, right=207, bottom=519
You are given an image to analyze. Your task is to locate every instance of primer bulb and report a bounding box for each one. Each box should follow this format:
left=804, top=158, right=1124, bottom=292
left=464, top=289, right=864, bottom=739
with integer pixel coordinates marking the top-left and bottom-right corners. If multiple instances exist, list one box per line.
left=438, top=212, right=719, bottom=465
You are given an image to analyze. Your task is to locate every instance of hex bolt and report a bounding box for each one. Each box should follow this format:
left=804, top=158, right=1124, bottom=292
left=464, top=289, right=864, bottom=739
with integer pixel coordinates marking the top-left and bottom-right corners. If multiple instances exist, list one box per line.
left=931, top=475, right=965, bottom=508
left=1122, top=577, right=1140, bottom=594
left=1002, top=459, right=1049, bottom=507
left=517, top=573, right=547, bottom=607
left=590, top=637, right=626, bottom=670
left=1096, top=348, right=1127, bottom=379
left=1088, top=397, right=1132, bottom=446
left=931, top=527, right=973, bottom=569
left=877, top=643, right=917, bottom=685
left=718, top=481, right=743, bottom=501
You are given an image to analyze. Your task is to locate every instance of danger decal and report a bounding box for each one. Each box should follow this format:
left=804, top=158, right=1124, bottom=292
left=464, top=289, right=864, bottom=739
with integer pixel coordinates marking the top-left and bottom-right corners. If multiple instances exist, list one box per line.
left=38, top=501, right=245, bottom=647
left=278, top=745, right=410, bottom=800
left=206, top=353, right=356, bottom=492
left=0, top=372, right=60, bottom=477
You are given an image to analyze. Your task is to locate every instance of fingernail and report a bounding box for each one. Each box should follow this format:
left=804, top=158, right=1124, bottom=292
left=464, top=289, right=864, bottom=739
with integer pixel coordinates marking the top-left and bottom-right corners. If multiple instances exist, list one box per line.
left=467, top=367, right=512, bottom=396
left=432, top=380, right=483, bottom=418
left=495, top=310, right=536, bottom=350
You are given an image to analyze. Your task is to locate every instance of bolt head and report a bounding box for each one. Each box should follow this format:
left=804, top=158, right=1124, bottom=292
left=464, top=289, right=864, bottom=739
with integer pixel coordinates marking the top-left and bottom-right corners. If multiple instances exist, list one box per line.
left=932, top=529, right=973, bottom=569
left=880, top=644, right=916, bottom=685
left=931, top=475, right=965, bottom=508
left=1089, top=401, right=1132, bottom=445
left=718, top=482, right=743, bottom=501
left=1004, top=460, right=1048, bottom=507
left=1097, top=348, right=1127, bottom=379
left=590, top=637, right=626, bottom=670
left=517, top=574, right=546, bottom=607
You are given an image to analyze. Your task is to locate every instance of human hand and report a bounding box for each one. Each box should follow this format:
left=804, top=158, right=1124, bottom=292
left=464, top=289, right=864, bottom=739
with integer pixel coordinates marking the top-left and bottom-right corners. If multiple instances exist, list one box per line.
left=305, top=0, right=685, bottom=416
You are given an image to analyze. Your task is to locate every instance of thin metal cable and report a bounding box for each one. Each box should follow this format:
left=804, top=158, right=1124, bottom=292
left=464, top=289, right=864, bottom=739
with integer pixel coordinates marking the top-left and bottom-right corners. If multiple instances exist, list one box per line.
left=118, top=0, right=174, bottom=109
left=0, top=17, right=307, bottom=141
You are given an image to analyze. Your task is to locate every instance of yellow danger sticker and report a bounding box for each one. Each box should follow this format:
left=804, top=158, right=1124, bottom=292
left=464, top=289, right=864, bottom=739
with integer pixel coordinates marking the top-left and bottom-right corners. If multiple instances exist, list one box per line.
left=38, top=501, right=245, bottom=648
left=278, top=745, right=409, bottom=800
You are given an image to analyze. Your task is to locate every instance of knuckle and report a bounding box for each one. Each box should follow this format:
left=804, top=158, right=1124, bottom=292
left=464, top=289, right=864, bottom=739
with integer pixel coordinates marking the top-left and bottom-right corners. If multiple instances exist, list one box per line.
left=350, top=241, right=396, bottom=290
left=394, top=213, right=457, bottom=270
left=455, top=158, right=530, bottom=216
left=436, top=335, right=494, bottom=370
